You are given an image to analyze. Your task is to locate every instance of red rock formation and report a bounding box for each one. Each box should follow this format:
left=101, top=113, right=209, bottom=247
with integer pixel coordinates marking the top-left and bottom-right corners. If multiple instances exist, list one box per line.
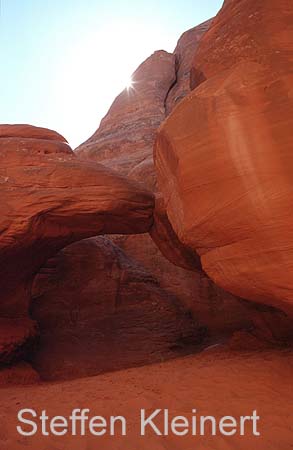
left=31, top=236, right=205, bottom=380
left=150, top=197, right=293, bottom=344
left=0, top=124, right=68, bottom=142
left=190, top=0, right=293, bottom=89
left=155, top=0, right=293, bottom=316
left=76, top=21, right=214, bottom=189
left=76, top=50, right=176, bottom=189
left=0, top=124, right=155, bottom=372
left=150, top=195, right=201, bottom=271
left=0, top=124, right=154, bottom=319
left=166, top=18, right=212, bottom=113
left=75, top=21, right=258, bottom=337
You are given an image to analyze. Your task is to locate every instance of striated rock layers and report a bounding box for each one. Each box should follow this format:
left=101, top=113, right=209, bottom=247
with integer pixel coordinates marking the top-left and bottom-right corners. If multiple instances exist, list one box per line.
left=155, top=0, right=293, bottom=316
left=0, top=124, right=154, bottom=366
left=76, top=50, right=176, bottom=189
left=75, top=20, right=264, bottom=337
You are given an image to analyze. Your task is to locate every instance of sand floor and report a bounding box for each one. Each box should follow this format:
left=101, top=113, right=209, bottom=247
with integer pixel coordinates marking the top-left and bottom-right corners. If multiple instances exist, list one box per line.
left=0, top=347, right=292, bottom=449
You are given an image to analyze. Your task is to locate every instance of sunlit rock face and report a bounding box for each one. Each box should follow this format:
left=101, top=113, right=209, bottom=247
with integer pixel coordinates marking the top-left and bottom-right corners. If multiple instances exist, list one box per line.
left=31, top=236, right=205, bottom=381
left=0, top=124, right=68, bottom=143
left=155, top=0, right=293, bottom=316
left=76, top=50, right=176, bottom=189
left=190, top=0, right=293, bottom=89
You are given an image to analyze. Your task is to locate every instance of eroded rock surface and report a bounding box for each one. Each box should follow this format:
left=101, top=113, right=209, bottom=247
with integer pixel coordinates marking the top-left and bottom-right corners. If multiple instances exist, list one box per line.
left=190, top=0, right=293, bottom=89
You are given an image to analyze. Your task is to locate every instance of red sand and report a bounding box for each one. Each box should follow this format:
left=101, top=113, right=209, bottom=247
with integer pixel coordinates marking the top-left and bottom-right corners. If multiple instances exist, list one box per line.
left=0, top=347, right=292, bottom=449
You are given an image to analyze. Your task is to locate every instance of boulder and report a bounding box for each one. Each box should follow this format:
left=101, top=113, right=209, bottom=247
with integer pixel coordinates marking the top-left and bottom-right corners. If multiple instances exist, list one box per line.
left=155, top=0, right=293, bottom=316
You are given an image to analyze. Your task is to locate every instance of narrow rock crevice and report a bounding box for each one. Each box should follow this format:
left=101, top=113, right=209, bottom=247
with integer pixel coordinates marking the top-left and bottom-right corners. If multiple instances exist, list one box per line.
left=163, top=55, right=179, bottom=116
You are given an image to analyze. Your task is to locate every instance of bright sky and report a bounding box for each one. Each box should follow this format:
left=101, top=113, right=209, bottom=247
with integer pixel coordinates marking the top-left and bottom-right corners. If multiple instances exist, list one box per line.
left=0, top=0, right=223, bottom=148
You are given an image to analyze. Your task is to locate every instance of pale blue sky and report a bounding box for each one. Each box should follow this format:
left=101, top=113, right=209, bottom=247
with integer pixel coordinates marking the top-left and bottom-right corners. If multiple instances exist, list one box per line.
left=0, top=0, right=223, bottom=147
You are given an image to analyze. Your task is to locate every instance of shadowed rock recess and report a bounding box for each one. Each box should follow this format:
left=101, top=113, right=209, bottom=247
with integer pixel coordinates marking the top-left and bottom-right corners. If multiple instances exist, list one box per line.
left=31, top=237, right=204, bottom=381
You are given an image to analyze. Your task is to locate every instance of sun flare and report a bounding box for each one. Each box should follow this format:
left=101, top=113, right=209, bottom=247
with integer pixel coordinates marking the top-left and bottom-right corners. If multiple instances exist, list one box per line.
left=51, top=20, right=173, bottom=146
left=125, top=77, right=134, bottom=90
